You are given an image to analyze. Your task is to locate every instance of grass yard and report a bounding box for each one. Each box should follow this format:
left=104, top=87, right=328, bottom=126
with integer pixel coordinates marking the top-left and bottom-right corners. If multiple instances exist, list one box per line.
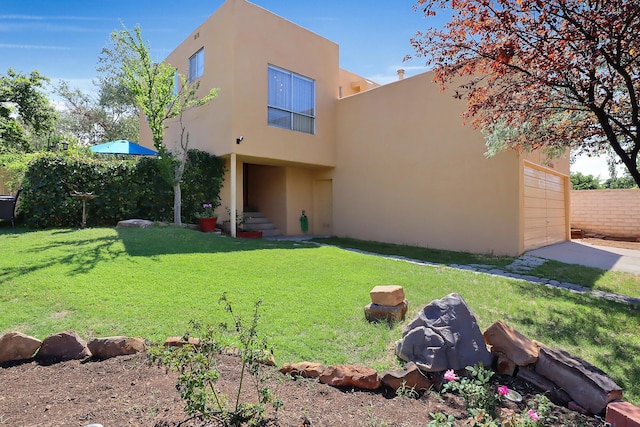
left=314, top=237, right=640, bottom=299
left=1, top=227, right=639, bottom=405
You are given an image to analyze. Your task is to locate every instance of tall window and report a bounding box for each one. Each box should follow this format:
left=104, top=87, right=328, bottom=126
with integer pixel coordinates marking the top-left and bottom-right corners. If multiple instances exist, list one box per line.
left=268, top=65, right=315, bottom=135
left=188, top=48, right=204, bottom=82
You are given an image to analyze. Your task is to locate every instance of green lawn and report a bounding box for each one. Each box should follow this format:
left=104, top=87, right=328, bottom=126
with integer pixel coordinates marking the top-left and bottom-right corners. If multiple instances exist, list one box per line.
left=314, top=237, right=640, bottom=299
left=1, top=227, right=639, bottom=406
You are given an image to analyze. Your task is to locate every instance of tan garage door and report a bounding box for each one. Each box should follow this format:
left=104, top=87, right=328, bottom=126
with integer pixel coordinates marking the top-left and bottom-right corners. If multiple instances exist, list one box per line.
left=524, top=164, right=568, bottom=251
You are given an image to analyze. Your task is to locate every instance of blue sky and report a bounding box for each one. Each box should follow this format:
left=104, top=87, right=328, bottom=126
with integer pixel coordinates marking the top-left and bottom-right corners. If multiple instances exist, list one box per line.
left=0, top=0, right=430, bottom=91
left=0, top=0, right=611, bottom=177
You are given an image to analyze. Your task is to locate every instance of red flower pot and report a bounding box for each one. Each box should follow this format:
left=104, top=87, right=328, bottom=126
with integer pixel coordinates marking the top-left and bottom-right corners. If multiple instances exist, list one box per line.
left=198, top=217, right=218, bottom=232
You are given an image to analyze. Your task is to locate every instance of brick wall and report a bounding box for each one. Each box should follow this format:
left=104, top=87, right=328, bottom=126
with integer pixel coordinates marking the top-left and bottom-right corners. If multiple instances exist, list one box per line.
left=571, top=189, right=640, bottom=238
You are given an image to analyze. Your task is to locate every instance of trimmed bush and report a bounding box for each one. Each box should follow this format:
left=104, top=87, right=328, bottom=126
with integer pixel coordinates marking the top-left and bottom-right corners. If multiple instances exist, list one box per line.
left=18, top=150, right=225, bottom=228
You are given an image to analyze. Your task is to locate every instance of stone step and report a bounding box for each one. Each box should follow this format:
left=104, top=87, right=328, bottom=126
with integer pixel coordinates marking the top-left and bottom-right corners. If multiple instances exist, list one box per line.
left=260, top=228, right=281, bottom=237
left=244, top=216, right=271, bottom=224
left=236, top=211, right=280, bottom=237
left=246, top=222, right=276, bottom=231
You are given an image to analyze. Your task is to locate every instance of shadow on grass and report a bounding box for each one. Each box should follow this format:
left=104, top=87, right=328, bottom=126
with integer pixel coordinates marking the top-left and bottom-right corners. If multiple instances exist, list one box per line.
left=508, top=281, right=640, bottom=403
left=0, top=233, right=123, bottom=283
left=0, top=226, right=318, bottom=283
left=116, top=226, right=317, bottom=257
left=311, top=237, right=516, bottom=268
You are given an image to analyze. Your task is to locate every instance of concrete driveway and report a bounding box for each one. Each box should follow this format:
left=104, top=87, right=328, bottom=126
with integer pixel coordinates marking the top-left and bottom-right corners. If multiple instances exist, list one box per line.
left=526, top=240, right=640, bottom=274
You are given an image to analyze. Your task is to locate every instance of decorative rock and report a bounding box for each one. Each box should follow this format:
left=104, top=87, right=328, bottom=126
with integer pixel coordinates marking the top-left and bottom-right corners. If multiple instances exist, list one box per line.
left=516, top=366, right=572, bottom=405
left=116, top=219, right=154, bottom=228
left=381, top=362, right=432, bottom=392
left=164, top=336, right=201, bottom=347
left=483, top=320, right=539, bottom=366
left=395, top=293, right=493, bottom=372
left=535, top=346, right=622, bottom=414
left=369, top=285, right=405, bottom=306
left=37, top=331, right=91, bottom=361
left=319, top=365, right=381, bottom=390
left=606, top=401, right=640, bottom=427
left=364, top=300, right=408, bottom=322
left=495, top=352, right=517, bottom=376
left=280, top=362, right=325, bottom=378
left=87, top=336, right=146, bottom=359
left=0, top=332, right=42, bottom=363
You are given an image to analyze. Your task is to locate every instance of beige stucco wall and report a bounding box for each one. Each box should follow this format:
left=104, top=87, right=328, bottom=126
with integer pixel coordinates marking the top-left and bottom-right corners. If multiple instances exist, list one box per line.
left=339, top=69, right=380, bottom=98
left=151, top=0, right=361, bottom=169
left=149, top=0, right=378, bottom=235
left=145, top=0, right=570, bottom=254
left=333, top=72, right=523, bottom=256
left=571, top=189, right=640, bottom=238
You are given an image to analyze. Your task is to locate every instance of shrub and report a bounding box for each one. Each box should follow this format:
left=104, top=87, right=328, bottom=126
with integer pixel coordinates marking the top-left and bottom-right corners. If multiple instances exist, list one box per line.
left=17, top=149, right=225, bottom=228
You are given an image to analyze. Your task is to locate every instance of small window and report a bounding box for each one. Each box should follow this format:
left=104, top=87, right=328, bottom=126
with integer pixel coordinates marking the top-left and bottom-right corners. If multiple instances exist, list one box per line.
left=268, top=65, right=315, bottom=135
left=188, top=48, right=204, bottom=82
left=173, top=71, right=180, bottom=95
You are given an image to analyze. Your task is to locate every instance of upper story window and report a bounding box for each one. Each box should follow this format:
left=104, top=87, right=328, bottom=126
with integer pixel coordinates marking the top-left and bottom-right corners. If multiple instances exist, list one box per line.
left=268, top=65, right=315, bottom=135
left=188, top=48, right=204, bottom=82
left=173, top=71, right=180, bottom=95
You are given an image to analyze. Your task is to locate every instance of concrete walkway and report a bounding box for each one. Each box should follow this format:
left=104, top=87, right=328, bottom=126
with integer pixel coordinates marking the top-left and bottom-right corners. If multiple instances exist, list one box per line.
left=526, top=241, right=640, bottom=275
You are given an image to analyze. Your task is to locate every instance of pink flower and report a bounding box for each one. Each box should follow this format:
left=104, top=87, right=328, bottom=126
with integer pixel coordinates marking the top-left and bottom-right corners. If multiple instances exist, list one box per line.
left=527, top=409, right=540, bottom=421
left=498, top=385, right=509, bottom=395
left=443, top=369, right=458, bottom=381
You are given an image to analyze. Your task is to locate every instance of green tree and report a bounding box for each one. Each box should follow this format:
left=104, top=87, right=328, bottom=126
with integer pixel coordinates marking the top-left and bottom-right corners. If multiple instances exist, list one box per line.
left=99, top=25, right=218, bottom=225
left=410, top=0, right=640, bottom=187
left=570, top=172, right=602, bottom=190
left=54, top=79, right=138, bottom=145
left=604, top=171, right=637, bottom=189
left=0, top=69, right=57, bottom=153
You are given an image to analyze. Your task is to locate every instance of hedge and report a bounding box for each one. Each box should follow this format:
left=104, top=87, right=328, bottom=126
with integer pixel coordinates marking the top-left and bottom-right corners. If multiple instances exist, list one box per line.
left=17, top=150, right=225, bottom=228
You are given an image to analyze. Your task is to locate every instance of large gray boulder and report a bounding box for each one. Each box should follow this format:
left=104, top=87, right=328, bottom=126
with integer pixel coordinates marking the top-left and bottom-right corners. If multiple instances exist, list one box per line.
left=395, top=293, right=493, bottom=372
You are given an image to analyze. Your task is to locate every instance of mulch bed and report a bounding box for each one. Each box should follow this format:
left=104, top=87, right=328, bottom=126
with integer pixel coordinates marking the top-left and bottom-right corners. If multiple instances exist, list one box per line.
left=0, top=352, right=604, bottom=426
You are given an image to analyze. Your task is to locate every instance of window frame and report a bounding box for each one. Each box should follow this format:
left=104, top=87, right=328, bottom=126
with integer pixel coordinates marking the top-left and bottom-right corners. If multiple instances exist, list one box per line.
left=188, top=48, right=204, bottom=83
left=267, top=65, right=316, bottom=135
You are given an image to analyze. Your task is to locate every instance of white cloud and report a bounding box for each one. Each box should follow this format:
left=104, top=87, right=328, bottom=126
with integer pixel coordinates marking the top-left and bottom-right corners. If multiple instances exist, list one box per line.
left=0, top=43, right=72, bottom=50
left=571, top=154, right=627, bottom=180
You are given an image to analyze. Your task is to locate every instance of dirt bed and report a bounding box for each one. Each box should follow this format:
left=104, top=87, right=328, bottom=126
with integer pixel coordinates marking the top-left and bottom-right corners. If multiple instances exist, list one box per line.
left=0, top=352, right=603, bottom=426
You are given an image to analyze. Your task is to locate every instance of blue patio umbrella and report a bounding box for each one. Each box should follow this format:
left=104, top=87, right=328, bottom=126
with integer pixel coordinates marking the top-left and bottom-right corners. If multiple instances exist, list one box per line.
left=90, top=140, right=159, bottom=156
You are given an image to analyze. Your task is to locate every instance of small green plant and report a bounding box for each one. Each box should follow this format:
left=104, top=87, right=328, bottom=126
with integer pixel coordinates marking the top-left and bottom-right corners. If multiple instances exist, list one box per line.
left=365, top=406, right=389, bottom=427
left=442, top=364, right=499, bottom=417
left=395, top=380, right=420, bottom=399
left=427, top=412, right=456, bottom=426
left=195, top=202, right=218, bottom=218
left=506, top=394, right=554, bottom=426
left=149, top=293, right=282, bottom=426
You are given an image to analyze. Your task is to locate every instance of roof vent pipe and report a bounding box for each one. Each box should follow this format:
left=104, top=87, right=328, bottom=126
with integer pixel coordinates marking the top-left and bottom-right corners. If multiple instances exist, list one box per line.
left=397, top=69, right=405, bottom=80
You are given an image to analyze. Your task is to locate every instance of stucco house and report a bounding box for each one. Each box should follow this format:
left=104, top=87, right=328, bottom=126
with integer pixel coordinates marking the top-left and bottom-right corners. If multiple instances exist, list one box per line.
left=141, top=0, right=570, bottom=256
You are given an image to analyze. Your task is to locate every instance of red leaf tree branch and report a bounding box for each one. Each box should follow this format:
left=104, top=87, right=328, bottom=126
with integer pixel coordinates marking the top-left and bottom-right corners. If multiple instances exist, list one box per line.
left=410, top=0, right=640, bottom=186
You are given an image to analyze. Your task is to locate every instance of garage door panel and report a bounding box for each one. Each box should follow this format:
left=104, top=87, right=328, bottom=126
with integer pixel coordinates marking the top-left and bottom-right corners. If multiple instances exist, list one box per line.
left=524, top=197, right=546, bottom=209
left=524, top=207, right=547, bottom=219
left=525, top=217, right=548, bottom=228
left=546, top=199, right=565, bottom=209
left=524, top=187, right=546, bottom=200
left=547, top=216, right=565, bottom=227
left=546, top=192, right=565, bottom=202
left=523, top=165, right=568, bottom=252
